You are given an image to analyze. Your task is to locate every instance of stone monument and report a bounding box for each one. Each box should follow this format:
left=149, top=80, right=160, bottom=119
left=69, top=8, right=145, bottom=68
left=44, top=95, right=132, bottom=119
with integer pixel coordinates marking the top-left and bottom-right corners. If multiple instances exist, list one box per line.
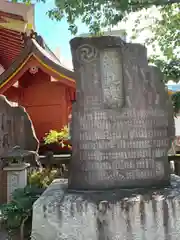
left=31, top=37, right=176, bottom=240
left=0, top=95, right=39, bottom=203
left=68, top=37, right=174, bottom=190
left=0, top=95, right=39, bottom=152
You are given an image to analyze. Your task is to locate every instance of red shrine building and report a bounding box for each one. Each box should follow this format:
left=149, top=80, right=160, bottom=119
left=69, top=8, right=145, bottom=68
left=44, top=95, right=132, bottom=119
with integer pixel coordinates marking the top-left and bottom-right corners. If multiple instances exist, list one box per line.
left=0, top=1, right=76, bottom=148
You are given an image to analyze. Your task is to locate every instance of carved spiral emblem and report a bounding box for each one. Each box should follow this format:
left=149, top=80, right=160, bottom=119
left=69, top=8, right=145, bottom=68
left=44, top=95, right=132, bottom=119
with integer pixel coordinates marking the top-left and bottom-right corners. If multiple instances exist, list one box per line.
left=76, top=44, right=98, bottom=63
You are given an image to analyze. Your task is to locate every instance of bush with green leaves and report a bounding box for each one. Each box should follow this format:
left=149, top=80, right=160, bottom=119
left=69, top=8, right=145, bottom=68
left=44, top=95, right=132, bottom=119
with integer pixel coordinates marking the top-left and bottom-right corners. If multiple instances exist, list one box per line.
left=44, top=125, right=72, bottom=150
left=0, top=185, right=43, bottom=239
left=171, top=92, right=180, bottom=115
left=28, top=168, right=58, bottom=188
left=0, top=169, right=58, bottom=239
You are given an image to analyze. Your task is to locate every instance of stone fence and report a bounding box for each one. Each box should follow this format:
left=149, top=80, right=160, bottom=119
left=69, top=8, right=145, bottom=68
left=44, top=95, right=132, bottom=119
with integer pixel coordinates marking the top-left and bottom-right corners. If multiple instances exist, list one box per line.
left=1, top=151, right=180, bottom=204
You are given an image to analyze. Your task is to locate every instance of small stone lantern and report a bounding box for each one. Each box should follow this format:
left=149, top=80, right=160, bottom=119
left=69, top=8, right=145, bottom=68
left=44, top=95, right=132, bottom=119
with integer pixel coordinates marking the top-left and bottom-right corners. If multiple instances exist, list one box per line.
left=1, top=146, right=39, bottom=202
left=1, top=146, right=39, bottom=167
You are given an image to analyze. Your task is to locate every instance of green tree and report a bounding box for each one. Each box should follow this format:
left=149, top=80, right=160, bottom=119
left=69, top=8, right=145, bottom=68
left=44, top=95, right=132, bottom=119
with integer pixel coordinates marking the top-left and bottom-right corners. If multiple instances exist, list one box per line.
left=47, top=0, right=180, bottom=36
left=13, top=0, right=180, bottom=81
left=12, top=0, right=180, bottom=34
left=130, top=3, right=180, bottom=82
left=48, top=0, right=180, bottom=82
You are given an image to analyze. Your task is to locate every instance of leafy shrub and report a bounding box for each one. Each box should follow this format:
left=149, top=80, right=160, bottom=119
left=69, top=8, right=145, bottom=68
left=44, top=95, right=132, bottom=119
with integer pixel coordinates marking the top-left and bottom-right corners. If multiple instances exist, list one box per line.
left=0, top=169, right=58, bottom=239
left=44, top=125, right=72, bottom=149
left=28, top=169, right=58, bottom=188
left=171, top=92, right=180, bottom=115
left=0, top=185, right=43, bottom=239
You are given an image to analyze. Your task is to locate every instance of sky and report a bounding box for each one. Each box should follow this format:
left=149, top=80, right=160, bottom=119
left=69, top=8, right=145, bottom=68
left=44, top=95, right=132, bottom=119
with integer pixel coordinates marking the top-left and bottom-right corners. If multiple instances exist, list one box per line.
left=34, top=1, right=162, bottom=69
left=34, top=1, right=179, bottom=87
left=35, top=0, right=88, bottom=68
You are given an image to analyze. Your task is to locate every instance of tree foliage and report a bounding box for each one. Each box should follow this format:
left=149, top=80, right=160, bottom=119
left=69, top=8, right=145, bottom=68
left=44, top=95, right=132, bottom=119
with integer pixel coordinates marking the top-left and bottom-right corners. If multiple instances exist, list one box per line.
left=131, top=3, right=180, bottom=82
left=171, top=92, right=180, bottom=114
left=12, top=0, right=180, bottom=81
left=46, top=0, right=179, bottom=35
left=12, top=0, right=180, bottom=34
left=49, top=0, right=180, bottom=81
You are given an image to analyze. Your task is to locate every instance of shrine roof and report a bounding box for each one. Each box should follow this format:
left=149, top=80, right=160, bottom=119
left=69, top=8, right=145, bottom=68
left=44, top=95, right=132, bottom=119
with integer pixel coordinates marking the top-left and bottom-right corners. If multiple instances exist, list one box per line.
left=0, top=1, right=34, bottom=67
left=0, top=37, right=75, bottom=92
left=0, top=1, right=34, bottom=26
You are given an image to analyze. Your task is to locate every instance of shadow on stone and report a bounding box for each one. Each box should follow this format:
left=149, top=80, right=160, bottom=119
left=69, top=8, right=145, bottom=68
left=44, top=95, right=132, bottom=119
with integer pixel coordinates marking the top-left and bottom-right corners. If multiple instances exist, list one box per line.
left=32, top=175, right=180, bottom=240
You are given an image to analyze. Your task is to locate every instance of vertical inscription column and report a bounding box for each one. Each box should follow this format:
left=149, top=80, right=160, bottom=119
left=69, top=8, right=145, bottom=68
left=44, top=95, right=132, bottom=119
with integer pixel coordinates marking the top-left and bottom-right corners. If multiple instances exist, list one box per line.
left=101, top=49, right=124, bottom=109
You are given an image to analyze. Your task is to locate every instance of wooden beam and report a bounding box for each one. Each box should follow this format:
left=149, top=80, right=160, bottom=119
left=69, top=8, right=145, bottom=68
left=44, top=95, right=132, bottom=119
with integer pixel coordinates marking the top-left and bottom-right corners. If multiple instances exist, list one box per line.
left=0, top=29, right=23, bottom=40
left=39, top=154, right=71, bottom=166
left=0, top=58, right=34, bottom=94
left=2, top=53, right=17, bottom=58
left=5, top=54, right=19, bottom=60
left=0, top=41, right=24, bottom=51
left=0, top=44, right=20, bottom=53
left=0, top=27, right=21, bottom=35
left=0, top=28, right=23, bottom=39
left=0, top=50, right=19, bottom=56
left=0, top=42, right=23, bottom=52
left=0, top=48, right=20, bottom=57
left=0, top=35, right=24, bottom=46
left=2, top=56, right=19, bottom=64
left=0, top=40, right=24, bottom=50
left=0, top=41, right=22, bottom=51
left=0, top=54, right=17, bottom=61
left=0, top=17, right=27, bottom=33
left=0, top=39, right=24, bottom=48
left=0, top=11, right=24, bottom=21
left=168, top=155, right=180, bottom=161
left=0, top=39, right=22, bottom=48
left=0, top=43, right=24, bottom=53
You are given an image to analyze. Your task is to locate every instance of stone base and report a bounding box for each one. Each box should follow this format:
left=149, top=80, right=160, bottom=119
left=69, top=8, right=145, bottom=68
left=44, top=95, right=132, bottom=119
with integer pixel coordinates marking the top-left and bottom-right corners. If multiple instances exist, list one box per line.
left=3, top=163, right=29, bottom=202
left=31, top=175, right=180, bottom=240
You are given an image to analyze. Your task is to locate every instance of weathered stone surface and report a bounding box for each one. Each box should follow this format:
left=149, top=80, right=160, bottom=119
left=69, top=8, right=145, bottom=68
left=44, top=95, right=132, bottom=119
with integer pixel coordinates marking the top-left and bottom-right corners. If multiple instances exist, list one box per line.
left=69, top=36, right=175, bottom=190
left=0, top=95, right=39, bottom=154
left=31, top=176, right=180, bottom=240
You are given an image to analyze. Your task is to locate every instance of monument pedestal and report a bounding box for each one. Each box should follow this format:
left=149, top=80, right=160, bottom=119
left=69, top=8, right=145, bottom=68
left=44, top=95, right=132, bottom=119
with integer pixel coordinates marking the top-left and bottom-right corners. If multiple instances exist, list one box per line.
left=3, top=163, right=29, bottom=202
left=32, top=176, right=180, bottom=240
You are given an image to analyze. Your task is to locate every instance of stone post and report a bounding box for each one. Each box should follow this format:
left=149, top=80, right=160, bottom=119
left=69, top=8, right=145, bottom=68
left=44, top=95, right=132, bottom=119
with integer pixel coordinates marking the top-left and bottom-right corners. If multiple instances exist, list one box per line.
left=3, top=163, right=29, bottom=202
left=0, top=168, right=8, bottom=204
left=68, top=36, right=174, bottom=190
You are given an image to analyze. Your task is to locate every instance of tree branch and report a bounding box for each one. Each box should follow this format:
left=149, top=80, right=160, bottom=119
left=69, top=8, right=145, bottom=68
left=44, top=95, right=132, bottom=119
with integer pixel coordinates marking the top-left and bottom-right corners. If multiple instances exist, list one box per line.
left=126, top=0, right=180, bottom=10
left=153, top=0, right=180, bottom=6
